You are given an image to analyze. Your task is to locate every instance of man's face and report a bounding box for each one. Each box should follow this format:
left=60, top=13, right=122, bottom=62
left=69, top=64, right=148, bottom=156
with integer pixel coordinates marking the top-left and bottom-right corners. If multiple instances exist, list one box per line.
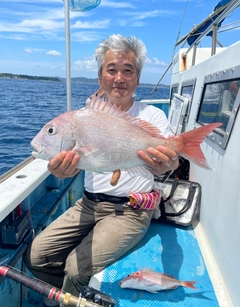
left=98, top=49, right=140, bottom=109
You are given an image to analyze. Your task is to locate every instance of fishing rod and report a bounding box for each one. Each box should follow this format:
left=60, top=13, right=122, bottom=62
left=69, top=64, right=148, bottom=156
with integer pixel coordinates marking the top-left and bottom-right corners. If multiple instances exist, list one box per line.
left=0, top=265, right=115, bottom=307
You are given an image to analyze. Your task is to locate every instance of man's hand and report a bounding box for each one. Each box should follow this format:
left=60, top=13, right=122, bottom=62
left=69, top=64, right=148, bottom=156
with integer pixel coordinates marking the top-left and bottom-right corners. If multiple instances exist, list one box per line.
left=48, top=151, right=80, bottom=178
left=138, top=145, right=179, bottom=176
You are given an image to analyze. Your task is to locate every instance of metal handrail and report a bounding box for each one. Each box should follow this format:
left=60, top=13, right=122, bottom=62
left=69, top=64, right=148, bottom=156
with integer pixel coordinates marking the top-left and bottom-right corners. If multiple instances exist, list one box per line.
left=182, top=0, right=240, bottom=57
left=175, top=2, right=230, bottom=47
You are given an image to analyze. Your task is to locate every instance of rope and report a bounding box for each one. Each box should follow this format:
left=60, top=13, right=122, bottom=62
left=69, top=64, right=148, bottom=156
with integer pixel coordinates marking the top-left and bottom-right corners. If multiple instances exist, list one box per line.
left=172, top=0, right=190, bottom=57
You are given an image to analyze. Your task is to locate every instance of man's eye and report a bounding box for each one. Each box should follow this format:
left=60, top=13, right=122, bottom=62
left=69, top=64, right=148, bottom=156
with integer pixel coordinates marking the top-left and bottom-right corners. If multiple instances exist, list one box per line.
left=123, top=70, right=133, bottom=76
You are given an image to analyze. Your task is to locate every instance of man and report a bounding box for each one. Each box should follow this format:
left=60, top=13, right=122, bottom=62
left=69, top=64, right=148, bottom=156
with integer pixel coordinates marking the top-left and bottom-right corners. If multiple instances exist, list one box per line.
left=24, top=34, right=178, bottom=307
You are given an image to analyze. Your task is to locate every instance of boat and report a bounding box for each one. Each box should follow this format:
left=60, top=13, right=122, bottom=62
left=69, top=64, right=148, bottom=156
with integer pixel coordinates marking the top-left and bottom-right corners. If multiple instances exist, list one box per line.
left=0, top=0, right=240, bottom=306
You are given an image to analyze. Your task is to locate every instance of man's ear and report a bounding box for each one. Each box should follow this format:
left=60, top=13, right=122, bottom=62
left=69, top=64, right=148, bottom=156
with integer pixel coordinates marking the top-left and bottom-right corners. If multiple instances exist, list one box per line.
left=98, top=71, right=102, bottom=86
left=137, top=76, right=140, bottom=86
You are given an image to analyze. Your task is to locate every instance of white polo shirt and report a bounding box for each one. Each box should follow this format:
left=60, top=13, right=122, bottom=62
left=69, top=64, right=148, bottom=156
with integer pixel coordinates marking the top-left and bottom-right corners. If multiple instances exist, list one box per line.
left=84, top=100, right=170, bottom=196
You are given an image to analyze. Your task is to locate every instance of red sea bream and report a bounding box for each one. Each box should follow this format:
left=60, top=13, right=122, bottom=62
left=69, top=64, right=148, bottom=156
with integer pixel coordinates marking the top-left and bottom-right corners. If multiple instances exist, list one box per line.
left=119, top=269, right=197, bottom=293
left=31, top=93, right=222, bottom=174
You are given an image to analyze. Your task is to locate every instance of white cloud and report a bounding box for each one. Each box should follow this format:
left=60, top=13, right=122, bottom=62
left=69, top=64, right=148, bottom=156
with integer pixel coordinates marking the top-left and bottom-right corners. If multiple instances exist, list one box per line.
left=0, top=33, right=26, bottom=40
left=72, top=56, right=97, bottom=72
left=130, top=21, right=145, bottom=27
left=24, top=48, right=45, bottom=54
left=71, top=31, right=101, bottom=42
left=24, top=48, right=33, bottom=54
left=127, top=9, right=178, bottom=20
left=100, top=0, right=135, bottom=9
left=20, top=19, right=64, bottom=30
left=72, top=19, right=110, bottom=29
left=152, top=58, right=168, bottom=66
left=145, top=57, right=168, bottom=67
left=46, top=50, right=61, bottom=56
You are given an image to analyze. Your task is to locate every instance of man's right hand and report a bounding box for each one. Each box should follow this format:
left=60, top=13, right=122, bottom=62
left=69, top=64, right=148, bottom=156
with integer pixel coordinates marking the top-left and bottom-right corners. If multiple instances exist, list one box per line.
left=48, top=151, right=80, bottom=178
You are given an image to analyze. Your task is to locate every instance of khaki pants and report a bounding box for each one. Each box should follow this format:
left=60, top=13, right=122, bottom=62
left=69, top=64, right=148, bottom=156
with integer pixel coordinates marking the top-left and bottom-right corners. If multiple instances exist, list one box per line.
left=24, top=194, right=153, bottom=306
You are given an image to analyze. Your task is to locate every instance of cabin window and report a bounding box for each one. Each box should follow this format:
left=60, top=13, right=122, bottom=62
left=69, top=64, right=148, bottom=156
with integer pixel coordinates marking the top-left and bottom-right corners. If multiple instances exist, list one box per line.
left=181, top=85, right=194, bottom=100
left=170, top=85, right=178, bottom=105
left=197, top=78, right=240, bottom=149
left=180, top=81, right=196, bottom=124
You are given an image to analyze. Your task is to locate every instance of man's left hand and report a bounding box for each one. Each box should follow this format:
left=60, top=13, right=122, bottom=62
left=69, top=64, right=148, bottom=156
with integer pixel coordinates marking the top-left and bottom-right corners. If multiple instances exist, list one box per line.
left=137, top=145, right=179, bottom=176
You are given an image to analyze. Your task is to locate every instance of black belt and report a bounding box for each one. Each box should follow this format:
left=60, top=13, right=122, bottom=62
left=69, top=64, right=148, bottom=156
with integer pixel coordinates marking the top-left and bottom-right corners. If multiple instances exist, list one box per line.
left=84, top=190, right=129, bottom=204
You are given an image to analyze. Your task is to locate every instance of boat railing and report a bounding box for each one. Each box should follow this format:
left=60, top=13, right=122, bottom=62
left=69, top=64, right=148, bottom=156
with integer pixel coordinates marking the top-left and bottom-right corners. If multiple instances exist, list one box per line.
left=0, top=156, right=35, bottom=184
left=179, top=0, right=240, bottom=63
left=0, top=171, right=82, bottom=284
left=150, top=0, right=240, bottom=95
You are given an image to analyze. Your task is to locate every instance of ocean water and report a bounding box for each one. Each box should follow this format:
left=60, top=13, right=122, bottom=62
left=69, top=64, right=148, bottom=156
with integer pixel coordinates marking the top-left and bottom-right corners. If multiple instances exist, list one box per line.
left=0, top=78, right=169, bottom=176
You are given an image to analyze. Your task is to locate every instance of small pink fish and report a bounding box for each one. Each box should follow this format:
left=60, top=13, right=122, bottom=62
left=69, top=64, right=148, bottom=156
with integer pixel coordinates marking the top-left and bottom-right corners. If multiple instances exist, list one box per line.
left=31, top=92, right=221, bottom=175
left=119, top=270, right=197, bottom=293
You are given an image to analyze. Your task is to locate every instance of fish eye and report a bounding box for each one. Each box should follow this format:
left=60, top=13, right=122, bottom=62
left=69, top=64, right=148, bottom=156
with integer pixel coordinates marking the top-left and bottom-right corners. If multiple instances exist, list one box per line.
left=46, top=125, right=57, bottom=135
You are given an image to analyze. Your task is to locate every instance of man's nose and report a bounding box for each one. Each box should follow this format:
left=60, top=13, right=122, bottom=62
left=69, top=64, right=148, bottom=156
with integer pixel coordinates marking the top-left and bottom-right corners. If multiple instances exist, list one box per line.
left=114, top=72, right=124, bottom=83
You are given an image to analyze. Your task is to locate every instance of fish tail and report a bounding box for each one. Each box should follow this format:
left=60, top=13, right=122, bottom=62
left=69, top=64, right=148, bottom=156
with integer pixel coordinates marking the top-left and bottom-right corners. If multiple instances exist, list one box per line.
left=181, top=281, right=198, bottom=290
left=175, top=122, right=222, bottom=169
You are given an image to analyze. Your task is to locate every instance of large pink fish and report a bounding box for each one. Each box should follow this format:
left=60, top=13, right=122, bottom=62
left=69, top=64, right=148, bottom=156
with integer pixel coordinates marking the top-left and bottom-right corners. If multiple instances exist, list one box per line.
left=31, top=93, right=221, bottom=175
left=119, top=270, right=197, bottom=293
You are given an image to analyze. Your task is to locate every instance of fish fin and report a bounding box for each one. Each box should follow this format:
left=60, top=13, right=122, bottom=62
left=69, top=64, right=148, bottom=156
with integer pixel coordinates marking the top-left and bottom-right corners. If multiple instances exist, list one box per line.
left=146, top=289, right=159, bottom=294
left=110, top=170, right=121, bottom=186
left=164, top=286, right=178, bottom=290
left=142, top=281, right=164, bottom=293
left=140, top=269, right=177, bottom=281
left=74, top=145, right=96, bottom=157
left=174, top=122, right=222, bottom=169
left=181, top=281, right=198, bottom=290
left=140, top=268, right=156, bottom=273
left=87, top=92, right=163, bottom=138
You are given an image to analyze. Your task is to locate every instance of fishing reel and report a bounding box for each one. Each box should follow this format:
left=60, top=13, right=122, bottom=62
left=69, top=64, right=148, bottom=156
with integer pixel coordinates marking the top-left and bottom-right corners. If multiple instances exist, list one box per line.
left=79, top=286, right=115, bottom=307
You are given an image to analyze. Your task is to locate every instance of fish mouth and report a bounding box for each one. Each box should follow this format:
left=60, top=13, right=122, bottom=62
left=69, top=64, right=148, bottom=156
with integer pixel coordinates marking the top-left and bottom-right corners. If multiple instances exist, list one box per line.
left=31, top=141, right=44, bottom=157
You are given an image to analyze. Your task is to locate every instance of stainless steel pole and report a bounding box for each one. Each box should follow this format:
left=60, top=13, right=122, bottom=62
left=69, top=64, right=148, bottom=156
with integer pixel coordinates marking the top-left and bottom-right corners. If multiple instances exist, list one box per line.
left=64, top=0, right=72, bottom=111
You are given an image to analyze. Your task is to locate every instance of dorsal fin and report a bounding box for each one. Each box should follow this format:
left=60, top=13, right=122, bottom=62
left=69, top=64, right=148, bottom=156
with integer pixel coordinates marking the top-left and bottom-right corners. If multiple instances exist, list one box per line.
left=86, top=92, right=163, bottom=138
left=140, top=268, right=156, bottom=273
left=140, top=269, right=175, bottom=279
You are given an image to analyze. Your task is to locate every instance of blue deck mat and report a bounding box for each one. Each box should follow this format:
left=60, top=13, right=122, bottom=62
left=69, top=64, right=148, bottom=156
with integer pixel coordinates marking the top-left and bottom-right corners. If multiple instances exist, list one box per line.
left=100, top=221, right=219, bottom=307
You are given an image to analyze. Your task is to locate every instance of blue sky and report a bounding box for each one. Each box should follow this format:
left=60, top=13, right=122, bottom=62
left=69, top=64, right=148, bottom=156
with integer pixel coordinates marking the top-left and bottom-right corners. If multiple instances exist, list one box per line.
left=0, top=0, right=239, bottom=85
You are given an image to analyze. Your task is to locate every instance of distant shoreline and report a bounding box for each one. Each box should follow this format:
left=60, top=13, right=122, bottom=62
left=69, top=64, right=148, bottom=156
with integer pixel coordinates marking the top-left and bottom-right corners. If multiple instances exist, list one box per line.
left=0, top=72, right=169, bottom=88
left=0, top=73, right=60, bottom=82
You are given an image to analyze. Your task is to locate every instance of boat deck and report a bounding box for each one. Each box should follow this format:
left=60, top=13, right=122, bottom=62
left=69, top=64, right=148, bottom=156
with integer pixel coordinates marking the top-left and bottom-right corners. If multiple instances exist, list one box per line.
left=89, top=221, right=230, bottom=307
left=1, top=219, right=230, bottom=307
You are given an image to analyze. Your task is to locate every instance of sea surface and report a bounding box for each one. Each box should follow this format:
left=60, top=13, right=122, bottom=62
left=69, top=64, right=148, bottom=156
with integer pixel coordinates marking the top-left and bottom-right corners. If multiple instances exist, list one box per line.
left=0, top=78, right=170, bottom=176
